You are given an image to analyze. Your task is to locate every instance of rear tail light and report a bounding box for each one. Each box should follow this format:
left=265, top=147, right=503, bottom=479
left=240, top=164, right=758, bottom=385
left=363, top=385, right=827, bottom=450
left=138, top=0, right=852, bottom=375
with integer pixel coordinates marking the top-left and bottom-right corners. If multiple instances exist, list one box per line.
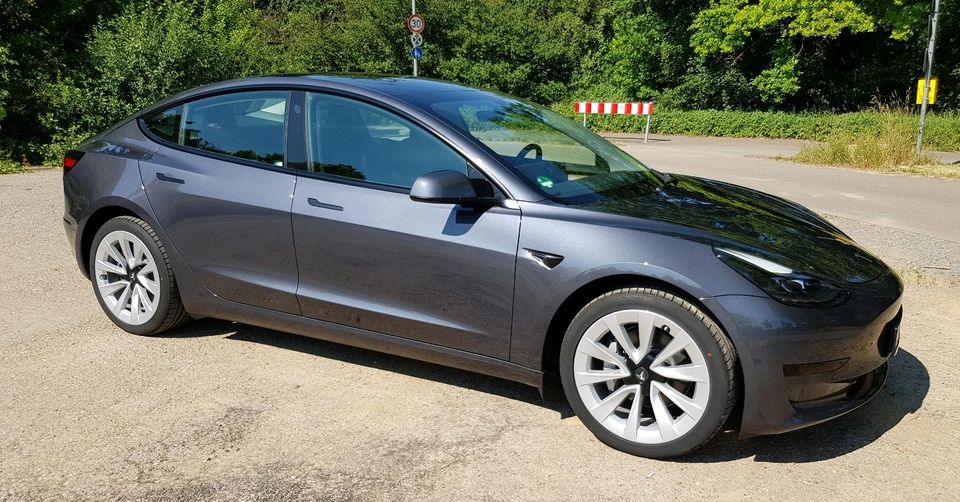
left=63, top=150, right=84, bottom=173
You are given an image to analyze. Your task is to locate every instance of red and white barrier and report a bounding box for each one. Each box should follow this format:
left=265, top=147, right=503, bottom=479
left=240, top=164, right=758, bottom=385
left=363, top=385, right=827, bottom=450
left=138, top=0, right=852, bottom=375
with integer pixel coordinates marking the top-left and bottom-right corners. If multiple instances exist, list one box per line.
left=574, top=101, right=656, bottom=142
left=574, top=102, right=655, bottom=115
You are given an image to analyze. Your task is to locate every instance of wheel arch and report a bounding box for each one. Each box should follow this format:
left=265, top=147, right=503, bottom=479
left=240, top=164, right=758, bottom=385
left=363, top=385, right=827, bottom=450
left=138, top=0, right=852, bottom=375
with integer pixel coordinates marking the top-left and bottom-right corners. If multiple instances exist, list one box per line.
left=538, top=273, right=745, bottom=428
left=77, top=203, right=144, bottom=278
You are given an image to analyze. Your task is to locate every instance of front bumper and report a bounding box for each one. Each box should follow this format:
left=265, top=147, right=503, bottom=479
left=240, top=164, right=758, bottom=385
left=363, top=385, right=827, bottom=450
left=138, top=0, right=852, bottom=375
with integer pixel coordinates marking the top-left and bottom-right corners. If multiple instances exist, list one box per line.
left=703, top=268, right=903, bottom=437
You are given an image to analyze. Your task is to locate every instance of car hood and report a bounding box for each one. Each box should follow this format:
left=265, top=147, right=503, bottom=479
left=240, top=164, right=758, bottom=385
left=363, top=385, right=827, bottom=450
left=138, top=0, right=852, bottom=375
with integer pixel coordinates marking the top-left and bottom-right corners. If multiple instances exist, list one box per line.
left=578, top=174, right=886, bottom=284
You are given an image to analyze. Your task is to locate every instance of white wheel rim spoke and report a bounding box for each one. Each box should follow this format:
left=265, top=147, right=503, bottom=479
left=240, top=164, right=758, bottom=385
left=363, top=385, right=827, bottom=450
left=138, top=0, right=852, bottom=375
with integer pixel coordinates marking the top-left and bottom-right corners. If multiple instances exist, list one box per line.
left=96, top=259, right=125, bottom=276
left=579, top=338, right=625, bottom=367
left=575, top=368, right=630, bottom=385
left=98, top=280, right=128, bottom=296
left=573, top=308, right=711, bottom=445
left=111, top=284, right=132, bottom=316
left=623, top=386, right=644, bottom=441
left=106, top=244, right=126, bottom=267
left=652, top=381, right=705, bottom=420
left=651, top=363, right=709, bottom=383
left=651, top=384, right=679, bottom=442
left=651, top=328, right=693, bottom=367
left=603, top=312, right=641, bottom=363
left=94, top=230, right=161, bottom=326
left=590, top=384, right=637, bottom=422
left=140, top=276, right=160, bottom=296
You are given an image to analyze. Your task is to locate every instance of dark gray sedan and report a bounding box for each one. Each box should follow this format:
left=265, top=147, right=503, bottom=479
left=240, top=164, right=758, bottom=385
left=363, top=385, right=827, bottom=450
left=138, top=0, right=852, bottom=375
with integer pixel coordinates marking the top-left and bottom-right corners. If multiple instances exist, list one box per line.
left=62, top=75, right=903, bottom=457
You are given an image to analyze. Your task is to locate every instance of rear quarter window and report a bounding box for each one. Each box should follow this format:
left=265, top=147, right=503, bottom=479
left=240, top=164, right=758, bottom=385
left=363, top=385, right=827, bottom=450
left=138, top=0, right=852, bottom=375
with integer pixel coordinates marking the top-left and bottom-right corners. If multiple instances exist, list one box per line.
left=142, top=105, right=183, bottom=143
left=141, top=91, right=289, bottom=168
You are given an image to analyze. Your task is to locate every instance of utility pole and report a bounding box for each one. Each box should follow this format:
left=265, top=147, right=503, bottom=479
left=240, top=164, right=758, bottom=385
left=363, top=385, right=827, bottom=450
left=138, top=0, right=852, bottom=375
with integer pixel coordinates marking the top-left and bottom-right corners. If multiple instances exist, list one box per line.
left=917, top=0, right=940, bottom=153
left=412, top=0, right=418, bottom=77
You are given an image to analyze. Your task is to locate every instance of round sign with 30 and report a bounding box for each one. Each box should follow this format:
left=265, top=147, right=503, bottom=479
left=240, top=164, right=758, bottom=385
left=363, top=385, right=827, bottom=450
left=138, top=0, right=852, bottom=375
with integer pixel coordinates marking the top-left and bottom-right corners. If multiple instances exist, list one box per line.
left=407, top=14, right=425, bottom=33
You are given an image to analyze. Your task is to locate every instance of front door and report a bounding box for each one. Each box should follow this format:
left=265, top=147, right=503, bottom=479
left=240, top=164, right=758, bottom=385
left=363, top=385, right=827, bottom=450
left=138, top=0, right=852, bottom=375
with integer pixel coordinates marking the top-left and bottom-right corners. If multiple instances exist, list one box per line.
left=291, top=92, right=520, bottom=359
left=139, top=90, right=301, bottom=314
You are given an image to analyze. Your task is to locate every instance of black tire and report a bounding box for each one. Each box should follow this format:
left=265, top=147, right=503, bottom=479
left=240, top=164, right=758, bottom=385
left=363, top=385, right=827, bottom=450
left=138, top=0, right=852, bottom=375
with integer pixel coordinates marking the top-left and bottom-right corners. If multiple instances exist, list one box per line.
left=559, top=287, right=738, bottom=458
left=88, top=216, right=189, bottom=335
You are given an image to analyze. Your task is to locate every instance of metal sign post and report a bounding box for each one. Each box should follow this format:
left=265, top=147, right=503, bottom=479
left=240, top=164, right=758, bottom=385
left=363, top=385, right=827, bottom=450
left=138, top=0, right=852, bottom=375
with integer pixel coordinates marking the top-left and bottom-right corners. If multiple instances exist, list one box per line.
left=644, top=114, right=652, bottom=144
left=408, top=1, right=425, bottom=76
left=917, top=0, right=940, bottom=153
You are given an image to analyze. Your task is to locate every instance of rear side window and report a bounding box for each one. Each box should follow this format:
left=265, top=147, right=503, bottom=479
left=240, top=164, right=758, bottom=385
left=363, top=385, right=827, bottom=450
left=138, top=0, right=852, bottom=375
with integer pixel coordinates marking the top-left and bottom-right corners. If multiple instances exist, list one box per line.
left=143, top=105, right=183, bottom=143
left=143, top=91, right=289, bottom=167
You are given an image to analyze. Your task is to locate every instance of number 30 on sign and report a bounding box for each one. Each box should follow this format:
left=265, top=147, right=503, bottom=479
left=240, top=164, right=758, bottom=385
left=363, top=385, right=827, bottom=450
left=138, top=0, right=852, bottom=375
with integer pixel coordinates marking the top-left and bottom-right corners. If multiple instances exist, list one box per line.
left=408, top=14, right=425, bottom=33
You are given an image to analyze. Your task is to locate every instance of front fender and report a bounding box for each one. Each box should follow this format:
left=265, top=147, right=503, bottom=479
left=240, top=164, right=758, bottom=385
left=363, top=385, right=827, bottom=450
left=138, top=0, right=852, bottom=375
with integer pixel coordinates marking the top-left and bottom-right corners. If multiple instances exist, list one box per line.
left=508, top=201, right=760, bottom=370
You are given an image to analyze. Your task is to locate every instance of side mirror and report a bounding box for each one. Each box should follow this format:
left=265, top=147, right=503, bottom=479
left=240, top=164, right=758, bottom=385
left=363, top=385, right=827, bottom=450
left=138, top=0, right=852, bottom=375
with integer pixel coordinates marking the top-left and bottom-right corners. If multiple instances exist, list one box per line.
left=410, top=170, right=496, bottom=205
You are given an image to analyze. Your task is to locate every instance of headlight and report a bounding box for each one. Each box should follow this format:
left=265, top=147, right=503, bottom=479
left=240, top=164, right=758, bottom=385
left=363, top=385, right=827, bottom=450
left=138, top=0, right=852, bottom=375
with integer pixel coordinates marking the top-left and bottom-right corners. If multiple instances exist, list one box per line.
left=715, top=248, right=848, bottom=307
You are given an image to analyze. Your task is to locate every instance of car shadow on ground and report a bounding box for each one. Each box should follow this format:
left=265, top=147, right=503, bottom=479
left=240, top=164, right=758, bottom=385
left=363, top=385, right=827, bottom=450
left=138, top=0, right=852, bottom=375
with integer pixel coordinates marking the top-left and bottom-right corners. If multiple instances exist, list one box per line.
left=165, top=319, right=927, bottom=463
left=683, top=348, right=929, bottom=463
left=166, top=318, right=557, bottom=409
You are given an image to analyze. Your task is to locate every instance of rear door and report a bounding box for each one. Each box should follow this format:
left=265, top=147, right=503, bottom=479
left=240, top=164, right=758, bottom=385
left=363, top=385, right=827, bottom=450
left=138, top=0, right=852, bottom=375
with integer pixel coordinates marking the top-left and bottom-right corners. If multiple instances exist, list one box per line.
left=139, top=90, right=302, bottom=314
left=291, top=92, right=520, bottom=359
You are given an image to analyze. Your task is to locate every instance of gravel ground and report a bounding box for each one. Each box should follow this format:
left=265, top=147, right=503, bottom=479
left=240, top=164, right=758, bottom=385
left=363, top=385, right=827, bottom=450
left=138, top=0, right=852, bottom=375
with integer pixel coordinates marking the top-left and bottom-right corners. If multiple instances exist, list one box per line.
left=1, top=166, right=958, bottom=501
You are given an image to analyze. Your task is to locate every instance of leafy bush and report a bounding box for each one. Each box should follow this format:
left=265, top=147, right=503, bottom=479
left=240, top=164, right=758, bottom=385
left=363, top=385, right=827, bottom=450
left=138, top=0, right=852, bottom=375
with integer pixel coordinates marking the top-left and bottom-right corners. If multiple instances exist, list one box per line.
left=0, top=157, right=23, bottom=174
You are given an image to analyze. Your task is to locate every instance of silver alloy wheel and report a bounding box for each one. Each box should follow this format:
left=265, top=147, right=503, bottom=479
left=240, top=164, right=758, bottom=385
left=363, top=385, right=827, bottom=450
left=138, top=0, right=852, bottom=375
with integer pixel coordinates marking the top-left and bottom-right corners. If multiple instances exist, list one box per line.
left=572, top=309, right=710, bottom=444
left=93, top=230, right=161, bottom=326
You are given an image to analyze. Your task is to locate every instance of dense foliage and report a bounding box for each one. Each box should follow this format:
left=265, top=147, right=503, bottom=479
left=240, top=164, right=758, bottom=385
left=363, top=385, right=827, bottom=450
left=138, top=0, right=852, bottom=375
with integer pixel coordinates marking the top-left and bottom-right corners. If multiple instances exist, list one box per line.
left=0, top=0, right=957, bottom=163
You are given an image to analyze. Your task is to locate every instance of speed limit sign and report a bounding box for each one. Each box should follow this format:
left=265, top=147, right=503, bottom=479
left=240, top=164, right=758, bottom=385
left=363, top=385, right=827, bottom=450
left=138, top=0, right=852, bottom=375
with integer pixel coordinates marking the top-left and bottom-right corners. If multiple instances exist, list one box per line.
left=407, top=14, right=425, bottom=33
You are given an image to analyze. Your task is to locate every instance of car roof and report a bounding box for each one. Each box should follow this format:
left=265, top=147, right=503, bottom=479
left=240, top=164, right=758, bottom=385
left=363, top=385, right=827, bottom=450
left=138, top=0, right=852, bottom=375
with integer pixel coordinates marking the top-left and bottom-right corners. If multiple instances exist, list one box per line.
left=139, top=74, right=500, bottom=118
left=300, top=74, right=482, bottom=97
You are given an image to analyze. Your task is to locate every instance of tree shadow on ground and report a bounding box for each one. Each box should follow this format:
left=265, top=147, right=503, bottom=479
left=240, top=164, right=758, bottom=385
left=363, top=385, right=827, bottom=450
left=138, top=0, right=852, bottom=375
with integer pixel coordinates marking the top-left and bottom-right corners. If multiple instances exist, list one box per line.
left=164, top=318, right=927, bottom=463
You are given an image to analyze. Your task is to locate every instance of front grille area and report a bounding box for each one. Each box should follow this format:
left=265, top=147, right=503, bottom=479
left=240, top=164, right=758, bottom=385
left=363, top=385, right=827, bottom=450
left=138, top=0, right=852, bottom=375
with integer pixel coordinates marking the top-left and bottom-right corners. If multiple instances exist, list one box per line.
left=877, top=307, right=903, bottom=358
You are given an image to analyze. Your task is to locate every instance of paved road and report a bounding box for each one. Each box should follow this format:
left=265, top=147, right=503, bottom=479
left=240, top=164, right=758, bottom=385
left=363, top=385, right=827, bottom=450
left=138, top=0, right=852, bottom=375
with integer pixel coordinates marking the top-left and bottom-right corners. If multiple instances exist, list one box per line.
left=610, top=134, right=960, bottom=244
left=1, top=148, right=959, bottom=501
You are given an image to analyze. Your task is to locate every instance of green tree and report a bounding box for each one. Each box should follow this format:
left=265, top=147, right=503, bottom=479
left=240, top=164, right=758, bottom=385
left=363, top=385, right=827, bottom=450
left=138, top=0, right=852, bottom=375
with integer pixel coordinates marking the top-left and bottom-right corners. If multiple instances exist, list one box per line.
left=691, top=0, right=876, bottom=104
left=0, top=0, right=127, bottom=162
left=0, top=45, right=11, bottom=123
left=428, top=0, right=610, bottom=104
left=42, top=0, right=270, bottom=160
left=603, top=1, right=694, bottom=101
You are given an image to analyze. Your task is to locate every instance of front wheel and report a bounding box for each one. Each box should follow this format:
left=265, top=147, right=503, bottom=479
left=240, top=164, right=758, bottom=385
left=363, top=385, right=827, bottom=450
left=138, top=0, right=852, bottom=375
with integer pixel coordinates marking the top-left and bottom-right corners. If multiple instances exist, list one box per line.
left=89, top=216, right=189, bottom=335
left=559, top=287, right=738, bottom=458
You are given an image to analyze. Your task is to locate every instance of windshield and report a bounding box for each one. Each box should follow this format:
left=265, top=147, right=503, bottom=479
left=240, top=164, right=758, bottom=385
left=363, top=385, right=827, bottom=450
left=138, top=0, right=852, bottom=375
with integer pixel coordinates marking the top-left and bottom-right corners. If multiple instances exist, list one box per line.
left=428, top=93, right=665, bottom=204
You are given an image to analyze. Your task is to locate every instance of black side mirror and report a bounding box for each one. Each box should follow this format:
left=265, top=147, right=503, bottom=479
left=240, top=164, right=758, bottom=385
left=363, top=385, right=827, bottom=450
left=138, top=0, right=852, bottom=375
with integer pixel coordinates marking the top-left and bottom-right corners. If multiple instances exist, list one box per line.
left=410, top=170, right=496, bottom=205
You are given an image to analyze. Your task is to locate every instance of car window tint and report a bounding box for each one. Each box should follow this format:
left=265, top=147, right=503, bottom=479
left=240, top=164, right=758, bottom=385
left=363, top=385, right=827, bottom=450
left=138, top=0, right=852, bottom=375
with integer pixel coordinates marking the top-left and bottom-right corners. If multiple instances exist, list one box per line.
left=306, top=92, right=467, bottom=189
left=180, top=91, right=288, bottom=166
left=143, top=105, right=183, bottom=143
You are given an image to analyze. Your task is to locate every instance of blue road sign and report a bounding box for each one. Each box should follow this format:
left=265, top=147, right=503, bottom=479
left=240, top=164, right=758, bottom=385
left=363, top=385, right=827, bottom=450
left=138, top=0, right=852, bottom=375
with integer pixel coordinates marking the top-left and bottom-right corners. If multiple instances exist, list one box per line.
left=412, top=47, right=423, bottom=60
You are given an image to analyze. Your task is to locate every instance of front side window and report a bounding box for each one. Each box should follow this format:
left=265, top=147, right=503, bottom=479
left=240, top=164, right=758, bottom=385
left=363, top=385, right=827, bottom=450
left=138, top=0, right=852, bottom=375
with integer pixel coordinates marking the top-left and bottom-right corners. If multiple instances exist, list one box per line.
left=306, top=92, right=468, bottom=189
left=143, top=91, right=288, bottom=167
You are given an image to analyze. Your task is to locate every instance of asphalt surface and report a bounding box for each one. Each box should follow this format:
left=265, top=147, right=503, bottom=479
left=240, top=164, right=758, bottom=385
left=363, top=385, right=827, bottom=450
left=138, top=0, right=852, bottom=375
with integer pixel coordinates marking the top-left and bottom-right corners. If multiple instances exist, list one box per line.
left=2, top=137, right=959, bottom=501
left=610, top=134, right=960, bottom=243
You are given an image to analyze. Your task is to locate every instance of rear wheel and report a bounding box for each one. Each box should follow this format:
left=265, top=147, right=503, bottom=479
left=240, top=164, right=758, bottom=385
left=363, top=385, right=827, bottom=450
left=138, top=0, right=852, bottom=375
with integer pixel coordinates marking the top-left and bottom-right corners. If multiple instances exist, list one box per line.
left=559, top=287, right=738, bottom=458
left=89, top=216, right=189, bottom=335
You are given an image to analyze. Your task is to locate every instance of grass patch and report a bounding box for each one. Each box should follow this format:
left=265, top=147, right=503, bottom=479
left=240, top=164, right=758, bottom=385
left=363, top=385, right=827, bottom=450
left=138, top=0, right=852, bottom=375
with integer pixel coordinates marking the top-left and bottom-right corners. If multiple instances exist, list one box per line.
left=791, top=113, right=960, bottom=179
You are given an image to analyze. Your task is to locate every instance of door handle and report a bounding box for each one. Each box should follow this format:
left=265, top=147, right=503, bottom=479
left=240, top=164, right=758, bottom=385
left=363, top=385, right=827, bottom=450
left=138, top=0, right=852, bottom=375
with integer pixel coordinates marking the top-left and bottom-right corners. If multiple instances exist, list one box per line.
left=307, top=198, right=343, bottom=211
left=156, top=173, right=185, bottom=184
